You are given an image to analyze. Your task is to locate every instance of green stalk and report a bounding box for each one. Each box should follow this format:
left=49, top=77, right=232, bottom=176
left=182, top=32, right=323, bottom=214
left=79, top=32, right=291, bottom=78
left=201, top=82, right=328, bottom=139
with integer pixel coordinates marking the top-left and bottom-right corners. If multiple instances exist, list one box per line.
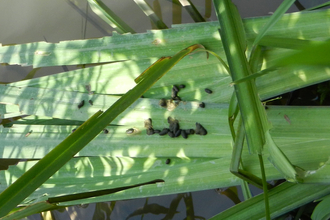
left=213, top=0, right=266, bottom=154
left=87, top=0, right=136, bottom=34
left=258, top=154, right=270, bottom=220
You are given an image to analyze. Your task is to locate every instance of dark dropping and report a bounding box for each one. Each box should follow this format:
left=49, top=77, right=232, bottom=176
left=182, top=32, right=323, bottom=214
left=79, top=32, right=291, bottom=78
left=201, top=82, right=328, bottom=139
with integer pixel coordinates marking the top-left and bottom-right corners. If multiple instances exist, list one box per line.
left=147, top=128, right=155, bottom=135
left=126, top=128, right=134, bottom=134
left=181, top=130, right=188, bottom=139
left=159, top=128, right=169, bottom=136
left=175, top=129, right=181, bottom=137
left=185, top=129, right=195, bottom=135
left=205, top=88, right=213, bottom=94
left=195, top=122, right=207, bottom=135
left=78, top=100, right=85, bottom=109
left=199, top=102, right=205, bottom=108
left=144, top=118, right=153, bottom=129
left=168, top=131, right=175, bottom=138
left=159, top=98, right=167, bottom=108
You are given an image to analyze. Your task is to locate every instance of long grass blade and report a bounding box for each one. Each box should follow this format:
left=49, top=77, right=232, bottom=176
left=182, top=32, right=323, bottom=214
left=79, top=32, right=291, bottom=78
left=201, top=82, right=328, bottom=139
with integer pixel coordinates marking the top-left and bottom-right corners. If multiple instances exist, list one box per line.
left=87, top=0, right=136, bottom=34
left=214, top=0, right=266, bottom=154
left=209, top=182, right=330, bottom=219
left=178, top=0, right=206, bottom=22
left=252, top=0, right=296, bottom=47
left=134, top=0, right=168, bottom=29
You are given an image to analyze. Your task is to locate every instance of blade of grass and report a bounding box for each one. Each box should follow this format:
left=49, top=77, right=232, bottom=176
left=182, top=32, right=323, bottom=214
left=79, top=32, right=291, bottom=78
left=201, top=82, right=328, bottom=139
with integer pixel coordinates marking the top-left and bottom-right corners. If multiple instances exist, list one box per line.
left=134, top=0, right=168, bottom=29
left=252, top=0, right=296, bottom=47
left=1, top=202, right=58, bottom=220
left=178, top=0, right=206, bottom=22
left=266, top=131, right=298, bottom=182
left=87, top=0, right=136, bottom=34
left=304, top=1, right=330, bottom=11
left=214, top=0, right=266, bottom=154
left=209, top=182, right=330, bottom=219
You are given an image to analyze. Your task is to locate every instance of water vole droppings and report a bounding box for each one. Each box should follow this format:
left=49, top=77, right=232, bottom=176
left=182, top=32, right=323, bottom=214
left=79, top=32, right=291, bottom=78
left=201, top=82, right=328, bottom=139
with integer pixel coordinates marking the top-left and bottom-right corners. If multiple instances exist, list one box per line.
left=181, top=130, right=188, bottom=139
left=159, top=98, right=167, bottom=108
left=147, top=128, right=155, bottom=135
left=144, top=118, right=153, bottom=129
left=195, top=122, right=207, bottom=135
left=78, top=100, right=85, bottom=109
left=205, top=88, right=213, bottom=94
left=126, top=128, right=134, bottom=134
left=159, top=128, right=169, bottom=136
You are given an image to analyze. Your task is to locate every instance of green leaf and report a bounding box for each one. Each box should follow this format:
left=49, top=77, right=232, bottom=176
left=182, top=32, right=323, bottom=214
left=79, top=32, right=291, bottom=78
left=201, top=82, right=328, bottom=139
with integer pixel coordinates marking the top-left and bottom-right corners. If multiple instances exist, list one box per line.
left=214, top=0, right=266, bottom=154
left=252, top=0, right=296, bottom=47
left=209, top=182, right=330, bottom=220
left=274, top=40, right=330, bottom=66
left=87, top=0, right=136, bottom=34
left=266, top=131, right=298, bottom=182
left=134, top=0, right=168, bottom=29
left=312, top=195, right=330, bottom=220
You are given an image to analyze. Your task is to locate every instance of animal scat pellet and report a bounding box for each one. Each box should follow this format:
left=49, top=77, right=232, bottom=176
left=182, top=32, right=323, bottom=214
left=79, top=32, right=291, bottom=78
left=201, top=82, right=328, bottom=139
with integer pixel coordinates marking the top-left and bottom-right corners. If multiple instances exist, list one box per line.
left=181, top=130, right=188, bottom=139
left=147, top=128, right=155, bottom=135
left=173, top=96, right=181, bottom=101
left=179, top=84, right=185, bottom=89
left=144, top=118, right=153, bottom=129
left=165, top=159, right=171, bottom=164
left=168, top=117, right=179, bottom=133
left=168, top=131, right=175, bottom=138
left=88, top=100, right=93, bottom=105
left=126, top=128, right=134, bottom=134
left=171, top=89, right=178, bottom=99
left=172, top=85, right=179, bottom=92
left=185, top=129, right=195, bottom=135
left=205, top=88, right=213, bottom=94
left=103, top=129, right=109, bottom=134
left=78, top=100, right=85, bottom=109
left=195, top=122, right=207, bottom=135
left=199, top=102, right=205, bottom=108
left=159, top=98, right=167, bottom=108
left=175, top=129, right=181, bottom=137
left=159, top=128, right=169, bottom=136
